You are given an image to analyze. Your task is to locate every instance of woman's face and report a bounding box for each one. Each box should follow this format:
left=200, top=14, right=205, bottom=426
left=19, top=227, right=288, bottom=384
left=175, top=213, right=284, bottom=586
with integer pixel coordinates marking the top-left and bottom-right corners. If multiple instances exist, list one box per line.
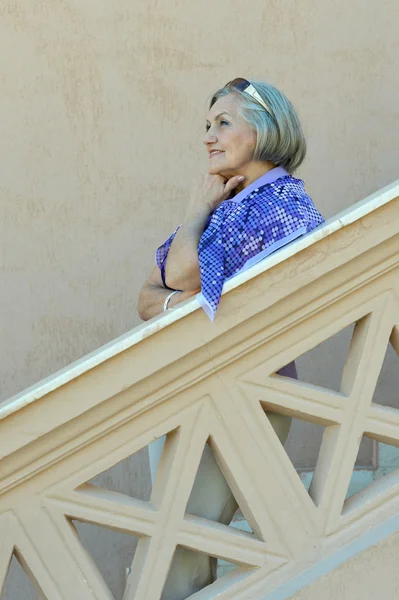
left=204, top=94, right=257, bottom=179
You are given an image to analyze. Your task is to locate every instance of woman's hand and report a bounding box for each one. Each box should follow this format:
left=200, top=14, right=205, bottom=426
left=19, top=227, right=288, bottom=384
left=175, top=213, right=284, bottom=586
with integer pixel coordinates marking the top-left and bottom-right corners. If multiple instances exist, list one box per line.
left=187, top=174, right=244, bottom=216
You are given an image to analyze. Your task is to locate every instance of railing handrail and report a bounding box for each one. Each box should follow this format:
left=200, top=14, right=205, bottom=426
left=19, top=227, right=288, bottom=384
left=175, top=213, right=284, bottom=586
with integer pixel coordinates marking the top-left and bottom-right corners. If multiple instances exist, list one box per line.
left=1, top=178, right=398, bottom=423
left=1, top=179, right=399, bottom=600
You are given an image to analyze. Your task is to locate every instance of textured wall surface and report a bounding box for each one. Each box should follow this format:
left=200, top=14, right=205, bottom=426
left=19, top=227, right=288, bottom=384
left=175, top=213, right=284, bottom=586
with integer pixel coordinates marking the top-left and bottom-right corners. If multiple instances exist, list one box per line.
left=1, top=0, right=398, bottom=404
left=0, top=3, right=398, bottom=594
left=293, top=528, right=399, bottom=599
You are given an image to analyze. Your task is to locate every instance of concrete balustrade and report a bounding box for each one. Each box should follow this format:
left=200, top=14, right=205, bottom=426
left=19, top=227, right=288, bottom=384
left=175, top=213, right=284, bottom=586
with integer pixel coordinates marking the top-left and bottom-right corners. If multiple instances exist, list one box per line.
left=1, top=181, right=399, bottom=599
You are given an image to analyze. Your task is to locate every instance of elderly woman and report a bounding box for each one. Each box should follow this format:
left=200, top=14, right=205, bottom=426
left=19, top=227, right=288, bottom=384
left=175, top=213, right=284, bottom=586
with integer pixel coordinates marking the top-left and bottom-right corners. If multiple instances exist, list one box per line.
left=138, top=78, right=324, bottom=599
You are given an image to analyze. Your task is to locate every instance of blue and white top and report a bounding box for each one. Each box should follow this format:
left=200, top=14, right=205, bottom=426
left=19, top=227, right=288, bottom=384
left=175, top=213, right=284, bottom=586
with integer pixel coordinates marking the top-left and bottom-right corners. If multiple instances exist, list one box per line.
left=156, top=167, right=324, bottom=321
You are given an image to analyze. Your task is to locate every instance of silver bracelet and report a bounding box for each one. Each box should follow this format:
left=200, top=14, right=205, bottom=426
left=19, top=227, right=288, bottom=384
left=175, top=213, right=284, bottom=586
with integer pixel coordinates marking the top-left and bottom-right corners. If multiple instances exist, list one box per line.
left=163, top=290, right=180, bottom=312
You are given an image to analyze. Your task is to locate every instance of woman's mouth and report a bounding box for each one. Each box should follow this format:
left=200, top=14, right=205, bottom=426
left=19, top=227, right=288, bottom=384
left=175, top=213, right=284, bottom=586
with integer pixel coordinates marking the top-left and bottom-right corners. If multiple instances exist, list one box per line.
left=209, top=150, right=224, bottom=159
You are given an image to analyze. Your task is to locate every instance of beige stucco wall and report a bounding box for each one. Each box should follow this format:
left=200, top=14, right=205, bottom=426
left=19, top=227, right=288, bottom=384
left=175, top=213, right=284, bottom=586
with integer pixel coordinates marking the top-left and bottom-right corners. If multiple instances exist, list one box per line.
left=0, top=2, right=398, bottom=595
left=1, top=0, right=398, bottom=405
left=292, top=528, right=399, bottom=599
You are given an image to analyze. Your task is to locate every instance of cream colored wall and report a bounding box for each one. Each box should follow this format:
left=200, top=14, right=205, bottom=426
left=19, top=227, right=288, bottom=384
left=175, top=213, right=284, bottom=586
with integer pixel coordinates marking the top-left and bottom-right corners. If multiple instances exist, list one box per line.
left=292, top=528, right=399, bottom=599
left=1, top=0, right=398, bottom=405
left=0, top=7, right=398, bottom=595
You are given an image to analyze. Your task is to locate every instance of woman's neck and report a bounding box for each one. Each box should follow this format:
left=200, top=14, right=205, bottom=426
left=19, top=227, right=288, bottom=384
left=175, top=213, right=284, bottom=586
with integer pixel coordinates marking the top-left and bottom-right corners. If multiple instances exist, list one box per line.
left=236, top=161, right=276, bottom=192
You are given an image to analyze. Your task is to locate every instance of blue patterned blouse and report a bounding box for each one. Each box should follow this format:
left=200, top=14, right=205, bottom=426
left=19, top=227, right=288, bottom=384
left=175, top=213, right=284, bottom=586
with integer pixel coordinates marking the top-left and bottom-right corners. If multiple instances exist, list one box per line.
left=156, top=167, right=324, bottom=321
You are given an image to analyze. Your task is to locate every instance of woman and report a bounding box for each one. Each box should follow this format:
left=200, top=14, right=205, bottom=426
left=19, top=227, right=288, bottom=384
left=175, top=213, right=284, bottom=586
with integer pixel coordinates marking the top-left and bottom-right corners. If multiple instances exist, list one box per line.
left=138, top=78, right=324, bottom=599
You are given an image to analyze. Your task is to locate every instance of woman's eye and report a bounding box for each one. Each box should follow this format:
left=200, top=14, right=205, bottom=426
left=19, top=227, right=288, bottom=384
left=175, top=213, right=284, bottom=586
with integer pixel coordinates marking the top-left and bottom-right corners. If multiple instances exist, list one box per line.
left=205, top=124, right=210, bottom=132
left=220, top=120, right=229, bottom=126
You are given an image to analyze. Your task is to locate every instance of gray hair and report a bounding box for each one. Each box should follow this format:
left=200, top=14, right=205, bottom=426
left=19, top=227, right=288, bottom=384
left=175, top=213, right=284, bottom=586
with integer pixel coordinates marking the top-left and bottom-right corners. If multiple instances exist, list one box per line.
left=210, top=80, right=306, bottom=173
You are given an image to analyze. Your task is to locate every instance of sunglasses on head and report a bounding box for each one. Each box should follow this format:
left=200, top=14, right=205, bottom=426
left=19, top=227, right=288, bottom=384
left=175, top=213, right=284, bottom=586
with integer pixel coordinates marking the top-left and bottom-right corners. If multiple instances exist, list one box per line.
left=226, top=77, right=273, bottom=117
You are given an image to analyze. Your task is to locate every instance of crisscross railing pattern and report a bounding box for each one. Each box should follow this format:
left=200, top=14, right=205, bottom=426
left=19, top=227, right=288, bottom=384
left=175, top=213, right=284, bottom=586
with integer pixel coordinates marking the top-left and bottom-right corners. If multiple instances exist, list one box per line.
left=0, top=181, right=399, bottom=599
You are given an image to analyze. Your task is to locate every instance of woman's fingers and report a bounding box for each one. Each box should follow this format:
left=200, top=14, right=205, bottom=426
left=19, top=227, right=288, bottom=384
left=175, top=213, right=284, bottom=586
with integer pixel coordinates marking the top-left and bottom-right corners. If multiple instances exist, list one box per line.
left=189, top=175, right=224, bottom=213
left=189, top=173, right=244, bottom=214
left=223, top=175, right=244, bottom=198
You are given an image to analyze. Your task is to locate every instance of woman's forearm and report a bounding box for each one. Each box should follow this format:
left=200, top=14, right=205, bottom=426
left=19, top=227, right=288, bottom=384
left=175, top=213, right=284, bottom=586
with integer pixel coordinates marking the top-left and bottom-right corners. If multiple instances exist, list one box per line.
left=138, top=277, right=199, bottom=321
left=139, top=174, right=244, bottom=316
left=138, top=285, right=199, bottom=320
left=138, top=283, right=173, bottom=321
left=164, top=207, right=210, bottom=291
left=163, top=174, right=244, bottom=290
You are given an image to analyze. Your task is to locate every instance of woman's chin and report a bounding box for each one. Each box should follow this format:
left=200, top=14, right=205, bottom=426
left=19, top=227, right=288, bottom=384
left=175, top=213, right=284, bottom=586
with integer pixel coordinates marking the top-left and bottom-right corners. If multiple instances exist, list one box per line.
left=208, top=165, right=221, bottom=175
left=208, top=165, right=230, bottom=177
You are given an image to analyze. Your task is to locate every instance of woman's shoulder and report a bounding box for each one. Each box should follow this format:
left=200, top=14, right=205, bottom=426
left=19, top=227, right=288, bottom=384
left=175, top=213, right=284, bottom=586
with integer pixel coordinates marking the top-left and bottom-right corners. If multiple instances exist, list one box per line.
left=207, top=174, right=323, bottom=225
left=228, top=175, right=324, bottom=226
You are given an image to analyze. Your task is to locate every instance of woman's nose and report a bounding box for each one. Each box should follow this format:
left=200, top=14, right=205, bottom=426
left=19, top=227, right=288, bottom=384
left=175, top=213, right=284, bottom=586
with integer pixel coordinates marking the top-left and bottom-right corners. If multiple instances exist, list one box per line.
left=203, top=131, right=217, bottom=145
